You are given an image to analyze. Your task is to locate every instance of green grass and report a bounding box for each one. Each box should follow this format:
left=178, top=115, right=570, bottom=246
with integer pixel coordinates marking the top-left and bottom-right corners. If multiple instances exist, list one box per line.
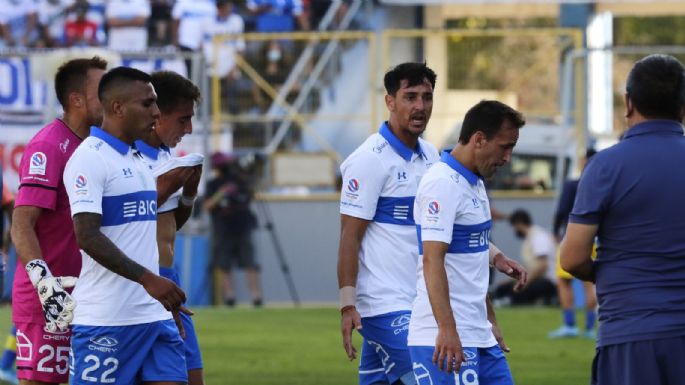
left=0, top=305, right=594, bottom=385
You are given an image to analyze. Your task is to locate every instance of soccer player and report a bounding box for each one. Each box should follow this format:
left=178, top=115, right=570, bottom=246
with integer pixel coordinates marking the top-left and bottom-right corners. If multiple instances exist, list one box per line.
left=337, top=62, right=440, bottom=385
left=408, top=100, right=527, bottom=385
left=64, top=66, right=188, bottom=385
left=561, top=54, right=685, bottom=385
left=135, top=70, right=204, bottom=385
left=10, top=56, right=107, bottom=385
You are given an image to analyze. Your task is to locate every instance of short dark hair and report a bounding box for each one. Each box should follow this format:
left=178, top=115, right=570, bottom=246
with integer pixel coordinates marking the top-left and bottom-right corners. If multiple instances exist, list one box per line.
left=54, top=56, right=107, bottom=109
left=150, top=71, right=201, bottom=113
left=509, top=209, right=532, bottom=226
left=626, top=54, right=685, bottom=121
left=458, top=100, right=525, bottom=144
left=384, top=62, right=437, bottom=96
left=98, top=66, right=152, bottom=108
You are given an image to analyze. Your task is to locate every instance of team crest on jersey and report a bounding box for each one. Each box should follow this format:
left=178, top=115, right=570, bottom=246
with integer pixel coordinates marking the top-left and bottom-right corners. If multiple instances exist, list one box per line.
left=28, top=152, right=47, bottom=175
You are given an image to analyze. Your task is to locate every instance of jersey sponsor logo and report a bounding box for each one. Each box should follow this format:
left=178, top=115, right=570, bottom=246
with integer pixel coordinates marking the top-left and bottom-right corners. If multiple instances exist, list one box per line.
left=391, top=314, right=411, bottom=335
left=463, top=350, right=477, bottom=361
left=427, top=201, right=440, bottom=215
left=59, top=138, right=70, bottom=153
left=393, top=204, right=410, bottom=220
left=391, top=314, right=411, bottom=328
left=101, top=191, right=157, bottom=226
left=88, top=336, right=118, bottom=353
left=347, top=178, right=359, bottom=192
left=16, top=329, right=33, bottom=361
left=372, top=141, right=388, bottom=154
left=471, top=198, right=480, bottom=208
left=29, top=152, right=47, bottom=175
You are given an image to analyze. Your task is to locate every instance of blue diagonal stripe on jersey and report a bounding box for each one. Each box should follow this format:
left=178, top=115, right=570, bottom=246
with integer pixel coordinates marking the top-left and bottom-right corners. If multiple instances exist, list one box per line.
left=417, top=220, right=492, bottom=254
left=373, top=196, right=415, bottom=225
left=101, top=190, right=158, bottom=226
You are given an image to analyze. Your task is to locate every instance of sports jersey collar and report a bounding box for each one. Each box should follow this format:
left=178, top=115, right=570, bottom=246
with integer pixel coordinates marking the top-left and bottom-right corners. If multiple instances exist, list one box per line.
left=133, top=140, right=161, bottom=160
left=440, top=151, right=479, bottom=186
left=623, top=120, right=684, bottom=139
left=90, top=126, right=130, bottom=155
left=379, top=122, right=423, bottom=161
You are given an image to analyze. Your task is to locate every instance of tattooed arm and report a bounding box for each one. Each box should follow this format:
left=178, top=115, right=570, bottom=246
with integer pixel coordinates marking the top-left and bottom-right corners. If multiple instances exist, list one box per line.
left=73, top=212, right=186, bottom=310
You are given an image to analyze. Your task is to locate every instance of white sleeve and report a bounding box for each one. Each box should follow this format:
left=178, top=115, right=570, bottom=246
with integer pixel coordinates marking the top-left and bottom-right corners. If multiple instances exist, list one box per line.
left=64, top=148, right=107, bottom=216
left=339, top=150, right=387, bottom=221
left=416, top=176, right=460, bottom=245
left=158, top=191, right=180, bottom=213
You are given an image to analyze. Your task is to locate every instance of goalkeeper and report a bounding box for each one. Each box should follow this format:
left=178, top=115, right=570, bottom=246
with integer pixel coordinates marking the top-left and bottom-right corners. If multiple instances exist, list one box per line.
left=10, top=56, right=108, bottom=384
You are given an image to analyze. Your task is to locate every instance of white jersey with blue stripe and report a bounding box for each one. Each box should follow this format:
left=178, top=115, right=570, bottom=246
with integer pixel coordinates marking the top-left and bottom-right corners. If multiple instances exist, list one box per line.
left=408, top=151, right=497, bottom=348
left=135, top=140, right=180, bottom=214
left=340, top=122, right=439, bottom=318
left=64, top=127, right=170, bottom=326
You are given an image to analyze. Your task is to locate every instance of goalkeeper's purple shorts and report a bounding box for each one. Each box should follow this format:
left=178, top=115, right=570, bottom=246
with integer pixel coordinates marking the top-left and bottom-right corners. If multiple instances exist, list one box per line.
left=14, top=321, right=72, bottom=384
left=592, top=335, right=685, bottom=385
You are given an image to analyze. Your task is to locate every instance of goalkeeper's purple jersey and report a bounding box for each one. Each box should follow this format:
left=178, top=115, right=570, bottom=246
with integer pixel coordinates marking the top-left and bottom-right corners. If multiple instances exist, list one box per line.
left=12, top=119, right=83, bottom=324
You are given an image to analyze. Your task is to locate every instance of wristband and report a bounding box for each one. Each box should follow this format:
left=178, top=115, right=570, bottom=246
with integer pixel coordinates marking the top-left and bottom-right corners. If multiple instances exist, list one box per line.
left=180, top=195, right=196, bottom=207
left=339, top=286, right=356, bottom=309
left=26, top=259, right=52, bottom=288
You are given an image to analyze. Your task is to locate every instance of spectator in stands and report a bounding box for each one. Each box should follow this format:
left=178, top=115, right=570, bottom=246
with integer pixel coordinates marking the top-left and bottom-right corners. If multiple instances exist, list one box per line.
left=493, top=209, right=558, bottom=306
left=204, top=152, right=263, bottom=308
left=64, top=0, right=98, bottom=47
left=148, top=0, right=173, bottom=47
left=252, top=39, right=297, bottom=112
left=0, top=0, right=38, bottom=48
left=36, top=0, right=74, bottom=47
left=247, top=0, right=310, bottom=33
left=105, top=0, right=150, bottom=51
left=203, top=0, right=245, bottom=114
left=172, top=0, right=217, bottom=76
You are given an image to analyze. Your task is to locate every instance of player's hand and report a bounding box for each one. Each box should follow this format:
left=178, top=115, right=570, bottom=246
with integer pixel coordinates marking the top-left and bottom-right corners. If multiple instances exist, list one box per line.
left=491, top=323, right=510, bottom=353
left=433, top=327, right=464, bottom=373
left=157, top=167, right=195, bottom=205
left=26, top=259, right=78, bottom=332
left=340, top=305, right=362, bottom=361
left=181, top=165, right=203, bottom=197
left=172, top=306, right=194, bottom=339
left=140, top=271, right=186, bottom=311
left=493, top=254, right=528, bottom=292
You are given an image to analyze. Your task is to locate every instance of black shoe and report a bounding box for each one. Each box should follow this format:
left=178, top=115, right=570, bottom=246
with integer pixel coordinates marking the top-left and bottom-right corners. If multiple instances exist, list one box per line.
left=224, top=298, right=236, bottom=307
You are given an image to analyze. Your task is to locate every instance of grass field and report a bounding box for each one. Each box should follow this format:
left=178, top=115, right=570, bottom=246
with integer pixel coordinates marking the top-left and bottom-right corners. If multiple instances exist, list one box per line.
left=0, top=305, right=595, bottom=385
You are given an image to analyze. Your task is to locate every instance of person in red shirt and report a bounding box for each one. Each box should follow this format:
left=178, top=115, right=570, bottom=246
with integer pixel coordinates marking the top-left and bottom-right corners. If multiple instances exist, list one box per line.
left=64, top=0, right=98, bottom=47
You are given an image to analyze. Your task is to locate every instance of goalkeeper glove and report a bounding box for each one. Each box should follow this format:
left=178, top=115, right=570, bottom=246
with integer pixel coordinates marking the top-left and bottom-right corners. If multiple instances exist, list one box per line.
left=26, top=259, right=77, bottom=332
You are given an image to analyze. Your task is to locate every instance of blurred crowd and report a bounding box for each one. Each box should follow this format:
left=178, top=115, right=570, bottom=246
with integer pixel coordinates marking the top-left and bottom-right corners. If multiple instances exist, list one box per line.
left=0, top=0, right=350, bottom=50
